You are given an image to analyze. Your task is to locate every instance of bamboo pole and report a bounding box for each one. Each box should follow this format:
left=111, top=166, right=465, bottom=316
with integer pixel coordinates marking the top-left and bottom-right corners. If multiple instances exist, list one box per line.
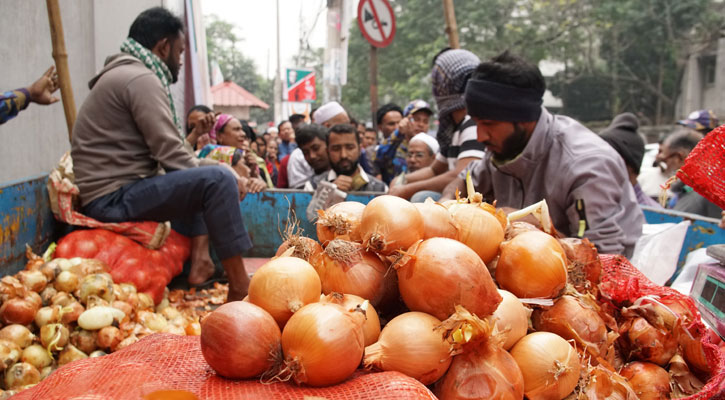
left=369, top=45, right=378, bottom=131
left=442, top=0, right=460, bottom=49
left=46, top=0, right=77, bottom=141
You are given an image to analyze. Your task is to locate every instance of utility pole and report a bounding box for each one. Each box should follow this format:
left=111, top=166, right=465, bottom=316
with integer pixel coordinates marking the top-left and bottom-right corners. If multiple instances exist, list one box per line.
left=274, top=0, right=283, bottom=123
left=323, top=0, right=343, bottom=103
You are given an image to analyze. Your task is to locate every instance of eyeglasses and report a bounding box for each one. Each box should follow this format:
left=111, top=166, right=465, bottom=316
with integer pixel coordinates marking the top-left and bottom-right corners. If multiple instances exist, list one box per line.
left=407, top=151, right=429, bottom=159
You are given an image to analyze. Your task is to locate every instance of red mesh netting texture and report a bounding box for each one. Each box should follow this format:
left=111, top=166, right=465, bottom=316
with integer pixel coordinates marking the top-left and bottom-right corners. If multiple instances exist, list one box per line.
left=12, top=333, right=437, bottom=400
left=677, top=124, right=725, bottom=210
left=599, top=254, right=725, bottom=399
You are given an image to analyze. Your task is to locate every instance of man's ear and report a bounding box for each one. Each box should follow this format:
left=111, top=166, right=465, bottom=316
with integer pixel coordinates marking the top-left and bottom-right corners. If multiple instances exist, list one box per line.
left=152, top=37, right=170, bottom=59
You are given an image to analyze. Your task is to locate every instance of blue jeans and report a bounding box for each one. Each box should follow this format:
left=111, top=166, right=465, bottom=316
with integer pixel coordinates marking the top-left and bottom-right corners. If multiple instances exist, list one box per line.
left=410, top=190, right=442, bottom=203
left=83, top=166, right=252, bottom=259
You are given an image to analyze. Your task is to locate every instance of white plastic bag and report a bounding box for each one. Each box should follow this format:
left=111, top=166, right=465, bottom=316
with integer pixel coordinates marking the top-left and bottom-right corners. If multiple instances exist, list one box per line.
left=630, top=221, right=690, bottom=286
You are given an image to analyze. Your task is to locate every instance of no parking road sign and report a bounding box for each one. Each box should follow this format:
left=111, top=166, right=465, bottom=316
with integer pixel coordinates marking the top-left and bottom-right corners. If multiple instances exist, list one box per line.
left=357, top=0, right=396, bottom=48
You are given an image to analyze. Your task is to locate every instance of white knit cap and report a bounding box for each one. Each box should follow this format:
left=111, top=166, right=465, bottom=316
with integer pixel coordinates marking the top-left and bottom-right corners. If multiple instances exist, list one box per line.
left=313, top=101, right=345, bottom=124
left=409, top=133, right=440, bottom=154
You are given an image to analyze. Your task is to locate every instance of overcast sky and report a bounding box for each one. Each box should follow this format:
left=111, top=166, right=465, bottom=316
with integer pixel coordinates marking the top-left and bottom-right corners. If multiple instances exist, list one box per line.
left=202, top=0, right=330, bottom=80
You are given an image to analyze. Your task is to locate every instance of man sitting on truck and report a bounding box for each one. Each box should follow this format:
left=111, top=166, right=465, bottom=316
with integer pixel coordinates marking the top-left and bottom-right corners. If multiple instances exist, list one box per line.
left=71, top=7, right=252, bottom=301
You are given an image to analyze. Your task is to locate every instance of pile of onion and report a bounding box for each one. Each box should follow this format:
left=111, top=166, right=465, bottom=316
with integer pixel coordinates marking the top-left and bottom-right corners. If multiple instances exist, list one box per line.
left=319, top=293, right=380, bottom=346
left=360, top=195, right=423, bottom=255
left=279, top=301, right=366, bottom=386
left=413, top=201, right=458, bottom=240
left=491, top=289, right=529, bottom=350
left=248, top=256, right=321, bottom=327
left=510, top=332, right=580, bottom=400
left=446, top=202, right=504, bottom=264
left=200, top=301, right=281, bottom=379
left=312, top=239, right=389, bottom=307
left=364, top=312, right=453, bottom=385
left=396, top=237, right=501, bottom=320
left=496, top=231, right=568, bottom=298
left=316, top=201, right=365, bottom=244
left=532, top=295, right=608, bottom=357
left=620, top=361, right=671, bottom=399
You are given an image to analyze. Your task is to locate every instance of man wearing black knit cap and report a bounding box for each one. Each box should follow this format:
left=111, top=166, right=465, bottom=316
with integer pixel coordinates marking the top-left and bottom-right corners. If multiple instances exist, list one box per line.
left=441, top=51, right=643, bottom=257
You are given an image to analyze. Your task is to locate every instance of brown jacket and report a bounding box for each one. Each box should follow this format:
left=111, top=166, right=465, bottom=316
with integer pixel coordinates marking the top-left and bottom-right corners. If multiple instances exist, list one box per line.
left=72, top=54, right=204, bottom=206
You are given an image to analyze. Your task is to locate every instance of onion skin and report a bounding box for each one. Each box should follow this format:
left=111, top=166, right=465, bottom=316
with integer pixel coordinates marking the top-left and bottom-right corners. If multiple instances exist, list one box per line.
left=510, top=332, right=580, bottom=400
left=413, top=202, right=458, bottom=240
left=532, top=295, right=607, bottom=357
left=0, top=298, right=37, bottom=326
left=361, top=195, right=424, bottom=255
left=619, top=317, right=677, bottom=367
left=281, top=302, right=365, bottom=387
left=496, top=231, right=568, bottom=299
left=248, top=257, right=321, bottom=328
left=320, top=293, right=380, bottom=347
left=316, top=201, right=365, bottom=244
left=364, top=312, right=452, bottom=385
left=201, top=301, right=281, bottom=379
left=397, top=238, right=501, bottom=320
left=557, top=238, right=601, bottom=294
left=0, top=325, right=34, bottom=349
left=492, top=290, right=529, bottom=350
left=275, top=237, right=323, bottom=264
left=436, top=341, right=524, bottom=400
left=448, top=203, right=504, bottom=264
left=620, top=361, right=671, bottom=400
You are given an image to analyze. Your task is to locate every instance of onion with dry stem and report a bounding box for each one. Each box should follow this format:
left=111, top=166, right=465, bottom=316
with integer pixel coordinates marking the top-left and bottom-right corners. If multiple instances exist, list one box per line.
left=532, top=295, right=608, bottom=357
left=491, top=289, right=529, bottom=350
left=248, top=257, right=321, bottom=328
left=619, top=316, right=677, bottom=366
left=320, top=293, right=380, bottom=346
left=496, top=231, right=568, bottom=299
left=510, top=332, right=580, bottom=400
left=275, top=236, right=323, bottom=264
left=316, top=201, right=365, bottom=244
left=360, top=195, right=424, bottom=255
left=413, top=201, right=458, bottom=240
left=396, top=238, right=501, bottom=320
left=619, top=361, right=671, bottom=400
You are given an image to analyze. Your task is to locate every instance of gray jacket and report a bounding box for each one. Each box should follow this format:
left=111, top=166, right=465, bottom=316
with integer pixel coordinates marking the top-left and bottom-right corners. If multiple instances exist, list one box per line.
left=463, top=108, right=643, bottom=256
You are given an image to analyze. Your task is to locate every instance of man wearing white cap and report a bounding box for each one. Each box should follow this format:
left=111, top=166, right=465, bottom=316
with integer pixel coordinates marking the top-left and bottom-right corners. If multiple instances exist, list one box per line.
left=312, top=101, right=350, bottom=128
left=392, top=133, right=439, bottom=188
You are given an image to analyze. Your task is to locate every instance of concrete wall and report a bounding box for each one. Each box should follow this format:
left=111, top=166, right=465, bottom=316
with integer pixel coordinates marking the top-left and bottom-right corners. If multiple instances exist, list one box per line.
left=677, top=37, right=725, bottom=120
left=0, top=0, right=162, bottom=183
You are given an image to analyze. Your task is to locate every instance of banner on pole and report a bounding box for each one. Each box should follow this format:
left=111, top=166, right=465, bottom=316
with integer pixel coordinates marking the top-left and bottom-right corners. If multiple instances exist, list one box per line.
left=285, top=68, right=316, bottom=102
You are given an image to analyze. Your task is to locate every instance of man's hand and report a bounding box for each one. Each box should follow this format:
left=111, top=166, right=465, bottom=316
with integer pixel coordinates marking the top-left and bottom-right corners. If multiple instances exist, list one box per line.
left=219, top=162, right=248, bottom=200
left=244, top=152, right=259, bottom=177
left=247, top=177, right=267, bottom=193
left=387, top=184, right=409, bottom=198
left=398, top=116, right=415, bottom=139
left=333, top=175, right=353, bottom=192
left=28, top=66, right=60, bottom=105
left=187, top=112, right=215, bottom=148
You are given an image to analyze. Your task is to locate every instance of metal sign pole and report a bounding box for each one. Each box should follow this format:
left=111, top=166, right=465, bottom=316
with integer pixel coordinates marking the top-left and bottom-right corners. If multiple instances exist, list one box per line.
left=369, top=45, right=378, bottom=131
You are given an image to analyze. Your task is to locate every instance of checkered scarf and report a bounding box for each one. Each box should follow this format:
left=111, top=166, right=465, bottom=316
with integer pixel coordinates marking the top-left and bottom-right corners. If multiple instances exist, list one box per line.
left=120, top=37, right=181, bottom=133
left=431, top=49, right=480, bottom=152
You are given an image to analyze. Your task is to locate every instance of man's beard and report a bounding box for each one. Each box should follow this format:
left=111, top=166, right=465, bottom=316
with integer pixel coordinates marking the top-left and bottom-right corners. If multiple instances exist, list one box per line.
left=166, top=54, right=180, bottom=83
left=491, top=123, right=529, bottom=163
left=332, top=159, right=358, bottom=176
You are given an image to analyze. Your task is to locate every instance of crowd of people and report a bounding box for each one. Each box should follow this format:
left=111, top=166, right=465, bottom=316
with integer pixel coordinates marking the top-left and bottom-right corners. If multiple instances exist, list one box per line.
left=3, top=7, right=723, bottom=299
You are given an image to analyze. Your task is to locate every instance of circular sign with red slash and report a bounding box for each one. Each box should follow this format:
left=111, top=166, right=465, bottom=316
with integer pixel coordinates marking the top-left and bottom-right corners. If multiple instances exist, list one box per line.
left=357, top=0, right=396, bottom=48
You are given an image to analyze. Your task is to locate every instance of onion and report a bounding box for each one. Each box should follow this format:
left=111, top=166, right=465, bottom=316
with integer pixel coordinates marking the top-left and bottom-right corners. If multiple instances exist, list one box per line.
left=436, top=340, right=524, bottom=400
left=137, top=310, right=167, bottom=332
left=21, top=344, right=53, bottom=370
left=248, top=256, right=321, bottom=328
left=619, top=361, right=671, bottom=400
left=61, top=301, right=85, bottom=324
left=57, top=344, right=88, bottom=366
left=510, top=332, right=580, bottom=400
left=51, top=291, right=74, bottom=306
left=360, top=195, right=424, bottom=255
left=0, top=340, right=22, bottom=370
left=40, top=323, right=69, bottom=352
left=78, top=306, right=125, bottom=330
left=396, top=238, right=501, bottom=320
left=316, top=201, right=365, bottom=244
left=72, top=258, right=109, bottom=277
left=413, top=201, right=458, bottom=240
left=25, top=291, right=42, bottom=310
left=0, top=325, right=34, bottom=349
left=54, top=271, right=80, bottom=293
left=185, top=319, right=201, bottom=336
left=275, top=236, right=324, bottom=263
left=89, top=350, right=107, bottom=358
left=532, top=295, right=607, bottom=357
left=39, top=260, right=62, bottom=281
left=491, top=289, right=529, bottom=350
left=320, top=293, right=380, bottom=346
left=78, top=273, right=115, bottom=304
left=680, top=327, right=709, bottom=373
left=313, top=239, right=389, bottom=306
left=39, top=286, right=57, bottom=306
left=70, top=330, right=98, bottom=355
left=201, top=301, right=281, bottom=379
left=137, top=293, right=155, bottom=311
left=280, top=301, right=366, bottom=386
left=557, top=237, right=601, bottom=293
left=4, top=362, right=40, bottom=390
left=0, top=297, right=37, bottom=325
left=40, top=365, right=55, bottom=380
left=96, top=326, right=123, bottom=351
left=496, top=231, right=568, bottom=298
left=115, top=335, right=139, bottom=351
left=447, top=203, right=504, bottom=263
left=619, top=317, right=677, bottom=366
left=160, top=306, right=181, bottom=321
left=17, top=270, right=47, bottom=293
left=34, top=305, right=62, bottom=328
left=580, top=365, right=638, bottom=400
left=364, top=311, right=453, bottom=385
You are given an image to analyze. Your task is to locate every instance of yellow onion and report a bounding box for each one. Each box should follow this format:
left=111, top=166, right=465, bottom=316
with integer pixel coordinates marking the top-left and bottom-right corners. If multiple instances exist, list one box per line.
left=21, top=344, right=53, bottom=370
left=0, top=325, right=34, bottom=349
left=491, top=289, right=529, bottom=350
left=396, top=238, right=501, bottom=320
left=185, top=319, right=201, bottom=336
left=532, top=295, right=607, bottom=357
left=40, top=323, right=69, bottom=352
left=39, top=287, right=57, bottom=306
left=57, top=344, right=87, bottom=366
left=0, top=297, right=38, bottom=326
left=51, top=291, right=74, bottom=306
left=557, top=237, right=601, bottom=293
left=137, top=310, right=167, bottom=332
left=248, top=257, right=321, bottom=328
left=620, top=361, right=671, bottom=400
left=137, top=293, right=154, bottom=311
left=619, top=317, right=677, bottom=366
left=320, top=293, right=380, bottom=346
left=413, top=201, right=458, bottom=240
left=313, top=239, right=389, bottom=306
left=71, top=258, right=108, bottom=277
left=70, top=330, right=98, bottom=355
left=60, top=301, right=84, bottom=324
left=364, top=312, right=453, bottom=385
left=0, top=340, right=22, bottom=370
left=316, top=201, right=365, bottom=244
left=201, top=301, right=281, bottom=379
left=54, top=271, right=80, bottom=293
left=280, top=301, right=366, bottom=386
left=34, top=305, right=62, bottom=328
left=510, top=332, right=580, bottom=400
left=96, top=326, right=123, bottom=351
left=17, top=270, right=47, bottom=293
left=580, top=365, right=638, bottom=400
left=360, top=195, right=424, bottom=255
left=447, top=203, right=504, bottom=263
left=275, top=236, right=324, bottom=264
left=496, top=231, right=567, bottom=298
left=115, top=335, right=139, bottom=351
left=4, top=362, right=40, bottom=390
left=78, top=273, right=115, bottom=304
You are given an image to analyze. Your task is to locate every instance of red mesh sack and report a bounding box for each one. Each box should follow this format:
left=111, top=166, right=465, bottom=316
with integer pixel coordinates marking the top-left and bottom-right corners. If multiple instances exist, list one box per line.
left=676, top=125, right=725, bottom=209
left=599, top=254, right=725, bottom=399
left=12, top=333, right=437, bottom=400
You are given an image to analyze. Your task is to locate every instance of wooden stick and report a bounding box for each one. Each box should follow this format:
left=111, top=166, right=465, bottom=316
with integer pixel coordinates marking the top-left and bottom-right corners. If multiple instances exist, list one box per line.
left=442, top=0, right=460, bottom=49
left=46, top=0, right=77, bottom=142
left=369, top=45, right=378, bottom=131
